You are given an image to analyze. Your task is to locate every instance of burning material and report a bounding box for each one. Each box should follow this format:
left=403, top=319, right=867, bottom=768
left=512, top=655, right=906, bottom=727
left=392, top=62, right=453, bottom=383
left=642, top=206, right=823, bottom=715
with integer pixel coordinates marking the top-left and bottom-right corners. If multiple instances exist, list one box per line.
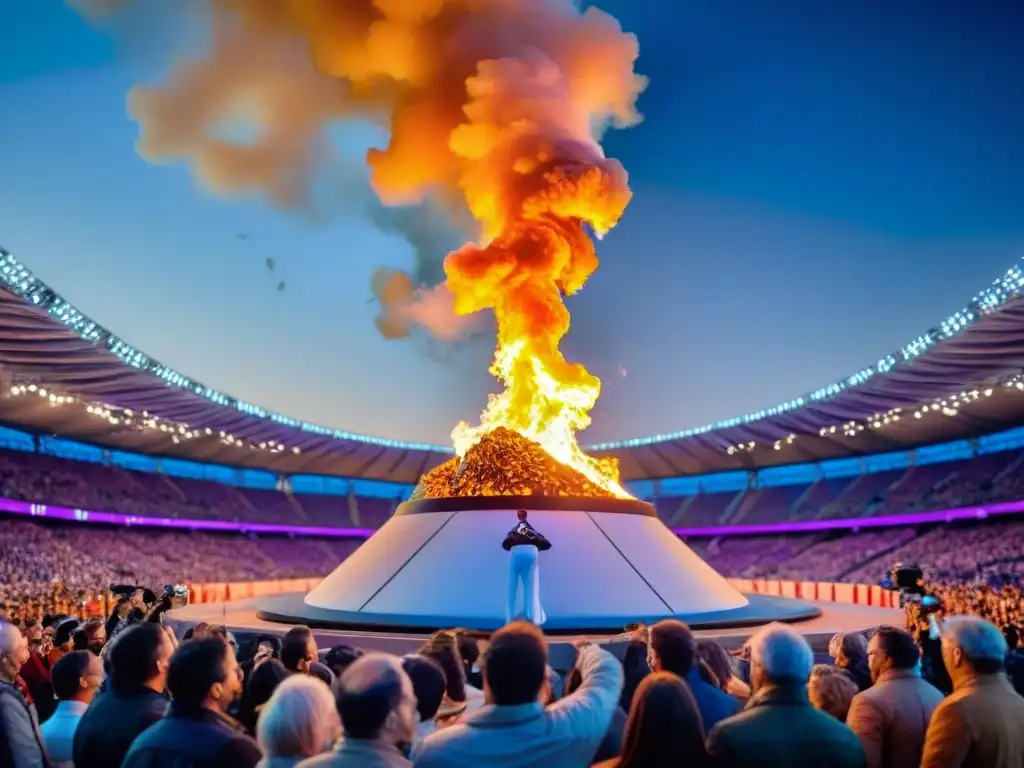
left=418, top=428, right=617, bottom=499
left=73, top=0, right=646, bottom=499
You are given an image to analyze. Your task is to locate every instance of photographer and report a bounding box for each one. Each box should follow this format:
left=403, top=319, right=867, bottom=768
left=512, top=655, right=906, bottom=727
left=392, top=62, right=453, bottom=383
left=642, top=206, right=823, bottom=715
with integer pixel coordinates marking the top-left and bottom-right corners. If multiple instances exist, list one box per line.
left=106, top=585, right=187, bottom=645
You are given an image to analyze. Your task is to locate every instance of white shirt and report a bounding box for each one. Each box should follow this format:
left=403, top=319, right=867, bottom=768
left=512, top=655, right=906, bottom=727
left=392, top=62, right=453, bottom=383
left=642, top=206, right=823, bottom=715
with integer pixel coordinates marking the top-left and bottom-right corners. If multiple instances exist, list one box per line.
left=41, top=699, right=88, bottom=767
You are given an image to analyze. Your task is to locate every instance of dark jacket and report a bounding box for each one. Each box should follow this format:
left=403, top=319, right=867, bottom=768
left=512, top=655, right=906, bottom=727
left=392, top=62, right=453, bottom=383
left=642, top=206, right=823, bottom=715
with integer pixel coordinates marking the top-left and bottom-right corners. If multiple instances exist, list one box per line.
left=591, top=705, right=627, bottom=763
left=707, top=686, right=866, bottom=768
left=686, top=668, right=741, bottom=732
left=123, top=705, right=262, bottom=768
left=72, top=683, right=168, bottom=767
left=0, top=679, right=50, bottom=768
left=502, top=521, right=551, bottom=551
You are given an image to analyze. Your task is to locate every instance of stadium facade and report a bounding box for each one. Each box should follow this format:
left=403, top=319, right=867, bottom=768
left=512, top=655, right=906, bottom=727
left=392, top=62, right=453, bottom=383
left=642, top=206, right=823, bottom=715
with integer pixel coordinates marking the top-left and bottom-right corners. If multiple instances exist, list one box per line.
left=0, top=245, right=1023, bottom=491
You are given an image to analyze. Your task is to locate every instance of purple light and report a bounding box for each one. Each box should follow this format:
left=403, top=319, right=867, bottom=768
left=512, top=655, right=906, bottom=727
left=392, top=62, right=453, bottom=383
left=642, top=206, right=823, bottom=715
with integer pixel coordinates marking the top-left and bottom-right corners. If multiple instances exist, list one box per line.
left=673, top=500, right=1024, bottom=537
left=0, top=495, right=1020, bottom=540
left=0, top=498, right=374, bottom=538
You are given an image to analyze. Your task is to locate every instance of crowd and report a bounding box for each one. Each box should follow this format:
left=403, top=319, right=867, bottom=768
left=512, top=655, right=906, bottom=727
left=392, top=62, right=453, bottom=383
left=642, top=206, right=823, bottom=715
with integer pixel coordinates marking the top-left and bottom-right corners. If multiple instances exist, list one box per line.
left=0, top=449, right=398, bottom=528
left=1, top=443, right=1024, bottom=535
left=0, top=520, right=362, bottom=621
left=6, top=511, right=1024, bottom=624
left=3, top=607, right=1024, bottom=767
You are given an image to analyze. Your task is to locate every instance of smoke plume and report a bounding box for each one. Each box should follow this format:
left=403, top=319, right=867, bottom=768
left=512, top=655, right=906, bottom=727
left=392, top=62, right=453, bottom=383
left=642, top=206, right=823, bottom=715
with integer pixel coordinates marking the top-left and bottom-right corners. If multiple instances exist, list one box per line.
left=69, top=0, right=644, bottom=345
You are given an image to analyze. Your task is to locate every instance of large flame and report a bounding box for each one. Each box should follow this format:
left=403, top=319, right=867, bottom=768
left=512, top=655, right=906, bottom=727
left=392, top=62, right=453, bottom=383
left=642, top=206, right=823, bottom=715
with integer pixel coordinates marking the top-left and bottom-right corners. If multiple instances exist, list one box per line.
left=445, top=127, right=635, bottom=497
left=70, top=0, right=645, bottom=496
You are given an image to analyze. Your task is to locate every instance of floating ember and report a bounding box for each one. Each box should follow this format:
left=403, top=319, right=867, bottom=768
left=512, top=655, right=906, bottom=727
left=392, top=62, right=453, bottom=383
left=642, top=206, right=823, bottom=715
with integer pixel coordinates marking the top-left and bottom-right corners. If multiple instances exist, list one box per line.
left=418, top=428, right=618, bottom=499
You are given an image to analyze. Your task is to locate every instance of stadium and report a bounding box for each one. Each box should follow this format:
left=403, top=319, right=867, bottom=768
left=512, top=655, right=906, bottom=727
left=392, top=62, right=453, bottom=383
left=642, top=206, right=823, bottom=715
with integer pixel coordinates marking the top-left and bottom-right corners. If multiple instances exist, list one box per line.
left=3, top=240, right=1024, bottom=654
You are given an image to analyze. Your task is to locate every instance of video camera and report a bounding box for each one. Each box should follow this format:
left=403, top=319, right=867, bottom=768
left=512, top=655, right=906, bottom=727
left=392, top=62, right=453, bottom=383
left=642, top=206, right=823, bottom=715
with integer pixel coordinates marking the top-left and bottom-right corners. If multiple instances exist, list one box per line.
left=889, top=563, right=942, bottom=614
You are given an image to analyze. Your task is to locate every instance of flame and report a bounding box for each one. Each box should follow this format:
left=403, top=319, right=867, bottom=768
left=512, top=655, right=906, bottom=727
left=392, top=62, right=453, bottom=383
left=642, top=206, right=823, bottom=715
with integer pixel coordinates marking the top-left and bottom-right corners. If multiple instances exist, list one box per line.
left=73, top=0, right=645, bottom=496
left=445, top=126, right=634, bottom=496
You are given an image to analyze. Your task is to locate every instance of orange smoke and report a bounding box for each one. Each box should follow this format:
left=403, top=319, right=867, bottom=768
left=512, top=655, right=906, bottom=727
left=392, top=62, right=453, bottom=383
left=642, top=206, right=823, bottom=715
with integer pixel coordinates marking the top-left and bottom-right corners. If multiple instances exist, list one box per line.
left=73, top=0, right=645, bottom=496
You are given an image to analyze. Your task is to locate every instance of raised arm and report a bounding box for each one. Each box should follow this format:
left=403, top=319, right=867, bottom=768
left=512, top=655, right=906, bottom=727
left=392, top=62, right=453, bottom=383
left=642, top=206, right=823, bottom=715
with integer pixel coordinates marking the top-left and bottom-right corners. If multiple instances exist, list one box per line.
left=547, top=641, right=623, bottom=743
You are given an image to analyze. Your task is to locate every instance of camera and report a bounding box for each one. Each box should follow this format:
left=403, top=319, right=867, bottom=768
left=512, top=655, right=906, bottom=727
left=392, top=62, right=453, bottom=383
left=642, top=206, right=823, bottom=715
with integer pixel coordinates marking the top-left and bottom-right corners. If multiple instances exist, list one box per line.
left=888, top=562, right=943, bottom=616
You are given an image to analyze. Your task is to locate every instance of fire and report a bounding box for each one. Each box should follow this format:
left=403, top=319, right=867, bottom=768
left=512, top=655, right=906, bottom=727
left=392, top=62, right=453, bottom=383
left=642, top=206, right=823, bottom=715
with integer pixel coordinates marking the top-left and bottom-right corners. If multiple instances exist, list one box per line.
left=444, top=152, right=634, bottom=497
left=72, top=0, right=646, bottom=497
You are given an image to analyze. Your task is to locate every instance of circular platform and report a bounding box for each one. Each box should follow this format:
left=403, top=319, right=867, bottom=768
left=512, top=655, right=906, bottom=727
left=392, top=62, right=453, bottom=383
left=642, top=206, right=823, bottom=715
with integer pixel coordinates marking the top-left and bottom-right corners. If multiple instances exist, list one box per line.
left=257, top=590, right=820, bottom=635
left=259, top=495, right=821, bottom=633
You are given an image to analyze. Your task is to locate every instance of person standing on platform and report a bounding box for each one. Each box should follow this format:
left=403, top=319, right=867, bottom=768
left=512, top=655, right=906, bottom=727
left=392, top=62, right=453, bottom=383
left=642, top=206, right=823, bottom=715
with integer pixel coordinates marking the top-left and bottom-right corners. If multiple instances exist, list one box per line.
left=503, top=510, right=551, bottom=626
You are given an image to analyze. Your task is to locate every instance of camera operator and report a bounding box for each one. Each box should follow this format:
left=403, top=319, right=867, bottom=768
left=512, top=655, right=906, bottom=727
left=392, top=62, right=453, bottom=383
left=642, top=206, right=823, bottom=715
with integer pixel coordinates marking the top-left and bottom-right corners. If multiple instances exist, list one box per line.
left=106, top=585, right=189, bottom=647
left=889, top=564, right=951, bottom=694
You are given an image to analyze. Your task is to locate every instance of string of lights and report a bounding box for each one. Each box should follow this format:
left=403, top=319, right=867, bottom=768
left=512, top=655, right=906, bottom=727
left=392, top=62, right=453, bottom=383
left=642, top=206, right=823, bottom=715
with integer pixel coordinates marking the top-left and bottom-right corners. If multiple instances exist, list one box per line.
left=7, top=384, right=301, bottom=455
left=1, top=244, right=1023, bottom=453
left=725, top=375, right=1024, bottom=456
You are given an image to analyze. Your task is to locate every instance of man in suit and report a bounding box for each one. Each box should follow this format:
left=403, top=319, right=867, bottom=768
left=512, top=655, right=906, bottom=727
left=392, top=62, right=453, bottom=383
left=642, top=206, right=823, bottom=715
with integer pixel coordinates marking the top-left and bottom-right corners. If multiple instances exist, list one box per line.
left=502, top=510, right=551, bottom=626
left=707, top=622, right=866, bottom=768
left=921, top=616, right=1024, bottom=768
left=847, top=625, right=944, bottom=768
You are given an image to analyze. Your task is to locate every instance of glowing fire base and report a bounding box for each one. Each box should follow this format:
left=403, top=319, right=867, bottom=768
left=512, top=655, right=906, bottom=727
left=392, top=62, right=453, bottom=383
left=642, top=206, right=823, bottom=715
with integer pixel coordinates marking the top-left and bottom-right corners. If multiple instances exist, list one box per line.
left=257, top=497, right=820, bottom=633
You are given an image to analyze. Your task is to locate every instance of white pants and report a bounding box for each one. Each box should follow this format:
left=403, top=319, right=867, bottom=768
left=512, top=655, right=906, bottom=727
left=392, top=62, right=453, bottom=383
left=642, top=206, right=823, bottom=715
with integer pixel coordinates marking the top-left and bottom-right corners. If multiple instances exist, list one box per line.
left=506, top=545, right=546, bottom=626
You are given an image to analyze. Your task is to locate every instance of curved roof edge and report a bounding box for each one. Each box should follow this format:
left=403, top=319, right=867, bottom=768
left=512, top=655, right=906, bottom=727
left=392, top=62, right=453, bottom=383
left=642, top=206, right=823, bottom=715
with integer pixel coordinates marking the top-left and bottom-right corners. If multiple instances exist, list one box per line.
left=0, top=244, right=1021, bottom=472
left=0, top=246, right=453, bottom=454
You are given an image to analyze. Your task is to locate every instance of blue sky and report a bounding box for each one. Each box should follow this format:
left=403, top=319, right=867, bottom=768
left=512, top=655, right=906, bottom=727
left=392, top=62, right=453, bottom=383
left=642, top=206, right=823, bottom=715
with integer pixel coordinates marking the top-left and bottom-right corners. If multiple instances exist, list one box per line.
left=0, top=0, right=1021, bottom=447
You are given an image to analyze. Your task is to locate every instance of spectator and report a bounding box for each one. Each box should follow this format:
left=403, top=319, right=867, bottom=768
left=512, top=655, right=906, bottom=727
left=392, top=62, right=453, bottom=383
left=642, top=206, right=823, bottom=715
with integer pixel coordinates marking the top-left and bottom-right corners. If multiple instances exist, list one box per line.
left=618, top=634, right=651, bottom=712
left=419, top=630, right=481, bottom=720
left=19, top=618, right=55, bottom=724
left=921, top=616, right=1024, bottom=768
left=123, top=636, right=261, bottom=767
left=413, top=624, right=623, bottom=768
left=243, top=635, right=281, bottom=675
left=323, top=645, right=363, bottom=681
left=299, top=653, right=417, bottom=767
left=836, top=633, right=873, bottom=692
left=400, top=654, right=446, bottom=749
left=809, top=665, right=858, bottom=722
left=41, top=651, right=103, bottom=768
left=594, top=671, right=709, bottom=768
left=453, top=630, right=482, bottom=689
left=71, top=619, right=106, bottom=656
left=706, top=623, right=866, bottom=768
left=563, top=662, right=627, bottom=763
left=0, top=621, right=48, bottom=767
left=281, top=627, right=319, bottom=676
left=51, top=620, right=78, bottom=666
left=697, top=639, right=751, bottom=700
left=846, top=626, right=943, bottom=768
left=73, top=623, right=173, bottom=767
left=647, top=620, right=740, bottom=731
left=239, top=660, right=290, bottom=736
left=256, top=675, right=340, bottom=767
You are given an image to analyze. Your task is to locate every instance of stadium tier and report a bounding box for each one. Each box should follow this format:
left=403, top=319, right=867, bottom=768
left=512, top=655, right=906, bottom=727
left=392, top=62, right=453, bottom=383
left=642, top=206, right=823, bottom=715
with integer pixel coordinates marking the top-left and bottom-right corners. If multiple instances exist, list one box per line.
left=0, top=431, right=1024, bottom=532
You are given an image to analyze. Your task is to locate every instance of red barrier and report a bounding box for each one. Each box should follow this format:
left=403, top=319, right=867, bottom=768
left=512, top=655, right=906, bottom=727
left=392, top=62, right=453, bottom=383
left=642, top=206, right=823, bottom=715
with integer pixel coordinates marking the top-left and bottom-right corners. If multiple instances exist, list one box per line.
left=184, top=576, right=899, bottom=611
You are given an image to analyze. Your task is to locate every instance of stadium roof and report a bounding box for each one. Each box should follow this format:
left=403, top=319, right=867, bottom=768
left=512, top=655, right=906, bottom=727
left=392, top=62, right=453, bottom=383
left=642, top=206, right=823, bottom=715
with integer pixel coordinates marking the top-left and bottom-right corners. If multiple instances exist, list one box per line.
left=0, top=245, right=1023, bottom=484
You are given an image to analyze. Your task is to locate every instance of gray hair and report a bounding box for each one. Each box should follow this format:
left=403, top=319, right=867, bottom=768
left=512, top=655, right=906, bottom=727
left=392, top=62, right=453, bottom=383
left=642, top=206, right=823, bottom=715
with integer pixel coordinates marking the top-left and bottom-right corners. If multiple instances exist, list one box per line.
left=749, top=623, right=813, bottom=685
left=257, top=674, right=340, bottom=759
left=942, top=616, right=1007, bottom=666
left=0, top=622, right=19, bottom=655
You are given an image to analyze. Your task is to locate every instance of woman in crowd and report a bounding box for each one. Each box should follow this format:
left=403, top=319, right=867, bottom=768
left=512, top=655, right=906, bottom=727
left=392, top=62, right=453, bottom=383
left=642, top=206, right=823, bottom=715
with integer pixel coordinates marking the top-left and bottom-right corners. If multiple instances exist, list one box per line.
left=239, top=659, right=290, bottom=735
left=255, top=675, right=340, bottom=768
left=420, top=630, right=483, bottom=722
left=808, top=664, right=859, bottom=723
left=697, top=639, right=751, bottom=701
left=593, top=671, right=709, bottom=768
left=835, top=632, right=872, bottom=691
